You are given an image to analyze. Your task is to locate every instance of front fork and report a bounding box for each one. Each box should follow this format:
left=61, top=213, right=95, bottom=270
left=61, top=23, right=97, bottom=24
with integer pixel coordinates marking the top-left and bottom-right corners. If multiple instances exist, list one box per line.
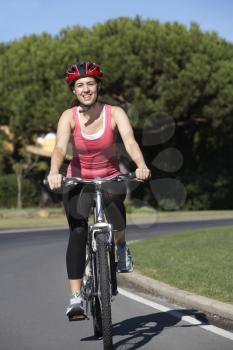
left=92, top=225, right=112, bottom=251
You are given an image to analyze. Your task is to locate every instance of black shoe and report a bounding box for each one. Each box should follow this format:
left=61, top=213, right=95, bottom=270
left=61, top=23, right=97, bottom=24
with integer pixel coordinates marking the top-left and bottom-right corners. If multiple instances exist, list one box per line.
left=117, top=244, right=134, bottom=273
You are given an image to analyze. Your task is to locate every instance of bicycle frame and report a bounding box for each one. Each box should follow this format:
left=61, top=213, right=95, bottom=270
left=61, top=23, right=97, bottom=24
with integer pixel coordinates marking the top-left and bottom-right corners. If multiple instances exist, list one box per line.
left=90, top=180, right=113, bottom=253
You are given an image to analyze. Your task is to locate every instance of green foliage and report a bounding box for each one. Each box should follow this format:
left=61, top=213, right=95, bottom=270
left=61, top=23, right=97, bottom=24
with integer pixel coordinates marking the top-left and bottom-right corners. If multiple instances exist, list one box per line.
left=0, top=17, right=233, bottom=209
left=0, top=133, right=9, bottom=175
left=0, top=174, right=37, bottom=208
left=124, top=199, right=135, bottom=214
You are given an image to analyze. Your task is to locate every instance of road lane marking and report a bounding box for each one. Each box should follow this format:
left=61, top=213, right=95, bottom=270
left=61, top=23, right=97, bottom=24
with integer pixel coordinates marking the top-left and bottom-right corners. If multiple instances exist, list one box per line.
left=118, top=288, right=233, bottom=341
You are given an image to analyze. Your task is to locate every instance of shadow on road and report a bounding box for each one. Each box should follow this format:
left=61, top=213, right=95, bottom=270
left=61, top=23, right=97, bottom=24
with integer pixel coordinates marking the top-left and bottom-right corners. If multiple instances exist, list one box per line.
left=112, top=309, right=209, bottom=350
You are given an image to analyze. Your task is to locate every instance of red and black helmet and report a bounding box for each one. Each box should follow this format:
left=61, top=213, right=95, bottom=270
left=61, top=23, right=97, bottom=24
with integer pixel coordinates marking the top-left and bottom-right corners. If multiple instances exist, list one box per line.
left=65, top=61, right=103, bottom=86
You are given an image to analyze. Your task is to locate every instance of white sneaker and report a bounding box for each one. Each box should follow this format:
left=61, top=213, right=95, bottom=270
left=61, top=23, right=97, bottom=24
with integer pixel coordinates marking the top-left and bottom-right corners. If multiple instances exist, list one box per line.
left=117, top=244, right=134, bottom=273
left=66, top=292, right=85, bottom=320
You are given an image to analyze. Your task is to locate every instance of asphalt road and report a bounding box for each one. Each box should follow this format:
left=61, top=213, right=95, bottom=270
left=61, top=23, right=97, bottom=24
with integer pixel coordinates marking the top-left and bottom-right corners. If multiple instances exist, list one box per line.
left=0, top=219, right=233, bottom=350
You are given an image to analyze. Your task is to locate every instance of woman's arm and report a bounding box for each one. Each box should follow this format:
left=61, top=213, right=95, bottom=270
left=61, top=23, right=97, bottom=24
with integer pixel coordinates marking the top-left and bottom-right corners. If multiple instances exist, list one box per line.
left=48, top=109, right=72, bottom=189
left=112, top=106, right=151, bottom=180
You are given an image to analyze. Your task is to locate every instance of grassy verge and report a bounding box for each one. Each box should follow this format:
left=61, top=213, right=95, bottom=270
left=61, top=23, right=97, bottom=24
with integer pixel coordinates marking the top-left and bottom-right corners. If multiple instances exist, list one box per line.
left=127, top=208, right=233, bottom=224
left=0, top=208, right=67, bottom=229
left=129, top=226, right=233, bottom=304
left=0, top=207, right=232, bottom=230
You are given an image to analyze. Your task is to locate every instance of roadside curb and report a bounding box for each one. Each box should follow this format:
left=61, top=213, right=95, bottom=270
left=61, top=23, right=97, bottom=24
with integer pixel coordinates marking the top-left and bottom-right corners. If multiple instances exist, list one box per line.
left=118, top=270, right=233, bottom=321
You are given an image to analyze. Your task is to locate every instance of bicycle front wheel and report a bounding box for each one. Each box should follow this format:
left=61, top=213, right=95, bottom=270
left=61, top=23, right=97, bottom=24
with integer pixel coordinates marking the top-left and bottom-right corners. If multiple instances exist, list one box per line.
left=96, top=232, right=113, bottom=350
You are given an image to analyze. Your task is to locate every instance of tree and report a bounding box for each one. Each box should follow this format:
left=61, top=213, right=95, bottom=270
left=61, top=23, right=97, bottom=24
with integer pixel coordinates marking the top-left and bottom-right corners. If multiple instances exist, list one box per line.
left=1, top=17, right=233, bottom=208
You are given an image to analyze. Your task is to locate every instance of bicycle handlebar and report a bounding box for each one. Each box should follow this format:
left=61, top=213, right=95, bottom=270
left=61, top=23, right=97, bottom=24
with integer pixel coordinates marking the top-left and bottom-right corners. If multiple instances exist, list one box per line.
left=43, top=173, right=142, bottom=187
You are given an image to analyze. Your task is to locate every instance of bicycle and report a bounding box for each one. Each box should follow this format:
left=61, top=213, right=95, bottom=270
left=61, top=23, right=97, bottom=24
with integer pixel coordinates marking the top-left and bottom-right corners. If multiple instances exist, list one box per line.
left=46, top=173, right=139, bottom=350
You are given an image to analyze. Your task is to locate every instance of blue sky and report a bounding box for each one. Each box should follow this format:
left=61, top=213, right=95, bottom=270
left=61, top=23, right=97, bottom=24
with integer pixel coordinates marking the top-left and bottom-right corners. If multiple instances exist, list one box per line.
left=1, top=0, right=233, bottom=43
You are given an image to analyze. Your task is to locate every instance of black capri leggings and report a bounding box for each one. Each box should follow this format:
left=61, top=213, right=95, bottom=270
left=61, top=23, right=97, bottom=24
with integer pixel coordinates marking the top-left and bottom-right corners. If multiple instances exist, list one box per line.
left=63, top=182, right=127, bottom=279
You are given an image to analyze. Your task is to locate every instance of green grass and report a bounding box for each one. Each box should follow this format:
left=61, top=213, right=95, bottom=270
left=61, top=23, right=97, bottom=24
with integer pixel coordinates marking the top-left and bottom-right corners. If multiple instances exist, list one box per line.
left=130, top=226, right=233, bottom=304
left=127, top=209, right=233, bottom=223
left=0, top=208, right=67, bottom=229
left=0, top=217, right=67, bottom=229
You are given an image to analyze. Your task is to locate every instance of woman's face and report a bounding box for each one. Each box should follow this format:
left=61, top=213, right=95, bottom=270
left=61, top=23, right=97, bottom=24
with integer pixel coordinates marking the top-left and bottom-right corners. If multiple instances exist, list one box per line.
left=73, top=76, right=99, bottom=107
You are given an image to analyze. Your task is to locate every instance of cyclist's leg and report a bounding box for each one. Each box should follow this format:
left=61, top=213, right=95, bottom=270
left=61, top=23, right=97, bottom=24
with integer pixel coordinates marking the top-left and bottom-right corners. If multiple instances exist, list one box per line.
left=114, top=229, right=126, bottom=245
left=103, top=181, right=127, bottom=232
left=63, top=184, right=94, bottom=317
left=103, top=182, right=134, bottom=272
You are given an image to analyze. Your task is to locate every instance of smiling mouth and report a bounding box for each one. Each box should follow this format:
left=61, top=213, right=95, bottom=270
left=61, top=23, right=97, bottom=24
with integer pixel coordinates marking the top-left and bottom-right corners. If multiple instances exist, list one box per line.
left=81, top=96, right=94, bottom=105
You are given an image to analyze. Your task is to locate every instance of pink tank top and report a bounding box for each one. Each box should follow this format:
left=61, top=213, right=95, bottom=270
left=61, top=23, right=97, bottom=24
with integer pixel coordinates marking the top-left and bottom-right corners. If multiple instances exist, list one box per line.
left=66, top=104, right=120, bottom=179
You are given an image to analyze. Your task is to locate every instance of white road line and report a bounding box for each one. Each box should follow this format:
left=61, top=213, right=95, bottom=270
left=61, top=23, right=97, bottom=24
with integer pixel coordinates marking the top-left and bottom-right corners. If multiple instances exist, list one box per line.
left=118, top=288, right=233, bottom=341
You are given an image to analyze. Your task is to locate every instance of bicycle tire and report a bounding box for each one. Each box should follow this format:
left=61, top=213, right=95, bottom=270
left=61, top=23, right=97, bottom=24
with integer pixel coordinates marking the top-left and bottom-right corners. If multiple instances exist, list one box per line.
left=91, top=253, right=103, bottom=338
left=96, top=232, right=113, bottom=350
left=91, top=295, right=102, bottom=338
left=83, top=248, right=102, bottom=338
left=109, top=240, right=118, bottom=296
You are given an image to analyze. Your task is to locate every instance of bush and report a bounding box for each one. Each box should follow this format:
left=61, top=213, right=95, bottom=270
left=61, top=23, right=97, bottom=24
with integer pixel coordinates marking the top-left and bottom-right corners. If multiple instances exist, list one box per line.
left=0, top=174, right=38, bottom=208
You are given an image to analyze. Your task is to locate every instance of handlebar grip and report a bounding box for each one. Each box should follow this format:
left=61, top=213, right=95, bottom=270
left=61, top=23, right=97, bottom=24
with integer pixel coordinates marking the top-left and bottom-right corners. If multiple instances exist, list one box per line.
left=116, top=172, right=136, bottom=181
left=43, top=175, right=65, bottom=186
left=128, top=172, right=136, bottom=179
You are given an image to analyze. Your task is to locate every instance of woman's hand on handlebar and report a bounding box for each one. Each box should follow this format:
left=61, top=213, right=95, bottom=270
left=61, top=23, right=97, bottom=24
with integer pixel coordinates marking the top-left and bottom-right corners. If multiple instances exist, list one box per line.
left=135, top=167, right=151, bottom=181
left=47, top=172, right=63, bottom=190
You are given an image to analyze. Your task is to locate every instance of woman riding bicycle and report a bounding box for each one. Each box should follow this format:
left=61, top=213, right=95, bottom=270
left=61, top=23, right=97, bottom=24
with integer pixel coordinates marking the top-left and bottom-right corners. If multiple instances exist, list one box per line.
left=47, top=61, right=150, bottom=319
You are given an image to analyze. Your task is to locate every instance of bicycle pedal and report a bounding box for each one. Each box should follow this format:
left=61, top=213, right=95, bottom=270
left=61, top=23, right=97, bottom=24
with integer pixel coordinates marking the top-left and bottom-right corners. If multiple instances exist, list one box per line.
left=68, top=313, right=88, bottom=322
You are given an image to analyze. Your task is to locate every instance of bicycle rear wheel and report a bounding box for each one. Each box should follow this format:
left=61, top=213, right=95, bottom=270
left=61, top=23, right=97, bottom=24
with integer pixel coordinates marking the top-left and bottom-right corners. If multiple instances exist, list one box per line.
left=96, top=232, right=113, bottom=350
